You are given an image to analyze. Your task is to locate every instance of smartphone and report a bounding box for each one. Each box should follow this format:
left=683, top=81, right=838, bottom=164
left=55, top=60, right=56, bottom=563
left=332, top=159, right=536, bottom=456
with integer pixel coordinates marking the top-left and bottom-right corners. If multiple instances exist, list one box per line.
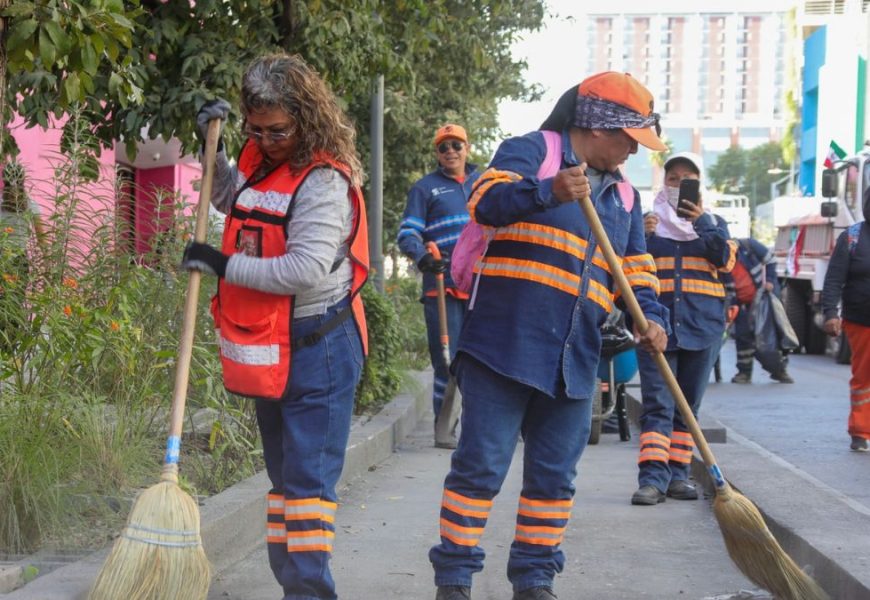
left=678, top=178, right=700, bottom=206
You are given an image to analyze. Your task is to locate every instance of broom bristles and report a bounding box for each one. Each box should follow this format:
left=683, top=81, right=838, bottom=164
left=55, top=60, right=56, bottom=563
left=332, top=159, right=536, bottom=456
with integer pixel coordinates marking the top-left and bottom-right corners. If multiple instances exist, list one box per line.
left=88, top=480, right=211, bottom=600
left=713, top=489, right=829, bottom=600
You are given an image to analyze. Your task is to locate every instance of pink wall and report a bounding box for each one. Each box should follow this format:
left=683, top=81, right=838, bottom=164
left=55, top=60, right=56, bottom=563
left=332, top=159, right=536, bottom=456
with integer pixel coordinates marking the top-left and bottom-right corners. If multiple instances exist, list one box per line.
left=5, top=115, right=202, bottom=258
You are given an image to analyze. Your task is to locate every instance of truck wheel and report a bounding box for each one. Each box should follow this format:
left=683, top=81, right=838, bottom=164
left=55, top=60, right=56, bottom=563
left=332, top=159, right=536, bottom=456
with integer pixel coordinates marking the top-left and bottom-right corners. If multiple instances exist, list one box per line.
left=588, top=384, right=602, bottom=445
left=836, top=331, right=852, bottom=364
left=782, top=282, right=808, bottom=351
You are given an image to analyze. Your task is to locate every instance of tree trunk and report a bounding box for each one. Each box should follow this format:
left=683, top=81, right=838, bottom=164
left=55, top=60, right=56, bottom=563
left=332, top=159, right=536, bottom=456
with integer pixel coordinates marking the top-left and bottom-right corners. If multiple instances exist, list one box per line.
left=0, top=0, right=9, bottom=160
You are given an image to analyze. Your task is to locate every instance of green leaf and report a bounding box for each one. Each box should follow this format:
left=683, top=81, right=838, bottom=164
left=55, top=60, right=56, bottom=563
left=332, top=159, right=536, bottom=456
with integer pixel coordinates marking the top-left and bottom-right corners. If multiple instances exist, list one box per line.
left=38, top=27, right=57, bottom=67
left=80, top=42, right=98, bottom=75
left=43, top=20, right=72, bottom=56
left=63, top=73, right=82, bottom=103
left=0, top=2, right=36, bottom=17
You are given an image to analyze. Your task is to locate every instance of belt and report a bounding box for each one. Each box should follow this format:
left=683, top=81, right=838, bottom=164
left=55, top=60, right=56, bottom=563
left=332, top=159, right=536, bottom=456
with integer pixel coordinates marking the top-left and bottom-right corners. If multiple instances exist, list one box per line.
left=292, top=305, right=353, bottom=350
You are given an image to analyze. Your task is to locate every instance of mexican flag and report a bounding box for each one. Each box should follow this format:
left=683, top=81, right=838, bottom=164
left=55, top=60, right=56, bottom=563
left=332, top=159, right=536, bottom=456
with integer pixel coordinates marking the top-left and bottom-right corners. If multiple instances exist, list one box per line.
left=823, top=140, right=846, bottom=168
left=786, top=225, right=806, bottom=277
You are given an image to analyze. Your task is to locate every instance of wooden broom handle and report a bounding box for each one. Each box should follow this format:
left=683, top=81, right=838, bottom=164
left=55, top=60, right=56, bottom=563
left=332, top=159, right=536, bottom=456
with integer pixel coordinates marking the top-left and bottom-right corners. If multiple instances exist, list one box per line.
left=577, top=194, right=727, bottom=486
left=163, top=119, right=222, bottom=475
left=426, top=242, right=451, bottom=365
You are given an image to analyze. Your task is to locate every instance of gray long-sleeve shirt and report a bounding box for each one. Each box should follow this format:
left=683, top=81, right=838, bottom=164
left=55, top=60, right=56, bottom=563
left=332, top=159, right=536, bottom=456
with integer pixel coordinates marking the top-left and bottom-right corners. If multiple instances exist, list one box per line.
left=210, top=151, right=354, bottom=318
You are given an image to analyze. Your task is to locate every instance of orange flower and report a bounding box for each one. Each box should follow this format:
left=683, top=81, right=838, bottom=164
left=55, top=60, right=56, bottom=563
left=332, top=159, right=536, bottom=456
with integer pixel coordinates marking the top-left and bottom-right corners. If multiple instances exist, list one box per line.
left=110, top=321, right=121, bottom=332
left=3, top=227, right=13, bottom=234
left=2, top=273, right=17, bottom=284
left=63, top=305, right=72, bottom=317
left=63, top=277, right=78, bottom=289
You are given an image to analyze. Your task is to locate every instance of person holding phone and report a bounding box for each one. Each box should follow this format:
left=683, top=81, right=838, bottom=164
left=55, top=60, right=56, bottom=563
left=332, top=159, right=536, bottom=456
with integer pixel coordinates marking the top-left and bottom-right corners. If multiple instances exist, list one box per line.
left=631, top=151, right=737, bottom=506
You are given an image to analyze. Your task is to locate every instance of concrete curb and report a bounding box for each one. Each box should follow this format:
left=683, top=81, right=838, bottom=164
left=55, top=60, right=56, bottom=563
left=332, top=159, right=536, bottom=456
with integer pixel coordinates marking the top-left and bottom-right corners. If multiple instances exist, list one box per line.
left=3, top=372, right=431, bottom=599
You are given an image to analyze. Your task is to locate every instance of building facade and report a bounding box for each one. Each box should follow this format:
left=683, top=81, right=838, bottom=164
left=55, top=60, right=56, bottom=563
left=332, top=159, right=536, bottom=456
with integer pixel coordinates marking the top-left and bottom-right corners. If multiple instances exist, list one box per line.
left=581, top=0, right=793, bottom=190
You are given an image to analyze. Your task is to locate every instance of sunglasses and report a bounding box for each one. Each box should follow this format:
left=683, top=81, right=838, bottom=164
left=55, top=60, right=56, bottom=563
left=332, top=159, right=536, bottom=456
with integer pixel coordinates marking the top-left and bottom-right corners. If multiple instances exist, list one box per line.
left=437, top=141, right=465, bottom=154
left=243, top=126, right=294, bottom=143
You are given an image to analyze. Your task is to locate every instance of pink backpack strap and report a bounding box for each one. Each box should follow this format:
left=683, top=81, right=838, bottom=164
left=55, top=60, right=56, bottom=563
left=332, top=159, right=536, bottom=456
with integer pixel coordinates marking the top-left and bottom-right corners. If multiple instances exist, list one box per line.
left=616, top=180, right=635, bottom=212
left=537, top=130, right=562, bottom=179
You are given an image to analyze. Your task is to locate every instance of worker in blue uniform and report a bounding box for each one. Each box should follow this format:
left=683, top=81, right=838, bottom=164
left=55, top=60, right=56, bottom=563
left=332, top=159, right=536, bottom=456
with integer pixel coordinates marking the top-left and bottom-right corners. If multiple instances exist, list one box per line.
left=429, top=72, right=670, bottom=600
left=631, top=152, right=737, bottom=506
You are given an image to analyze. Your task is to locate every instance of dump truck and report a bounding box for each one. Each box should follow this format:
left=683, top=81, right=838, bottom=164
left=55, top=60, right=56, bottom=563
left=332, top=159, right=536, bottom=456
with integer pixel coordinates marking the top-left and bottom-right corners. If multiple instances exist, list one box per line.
left=772, top=145, right=869, bottom=363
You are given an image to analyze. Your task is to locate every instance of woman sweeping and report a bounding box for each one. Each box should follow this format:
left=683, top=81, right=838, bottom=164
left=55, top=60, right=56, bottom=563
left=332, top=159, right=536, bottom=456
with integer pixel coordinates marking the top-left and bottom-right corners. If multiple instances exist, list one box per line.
left=183, top=53, right=368, bottom=600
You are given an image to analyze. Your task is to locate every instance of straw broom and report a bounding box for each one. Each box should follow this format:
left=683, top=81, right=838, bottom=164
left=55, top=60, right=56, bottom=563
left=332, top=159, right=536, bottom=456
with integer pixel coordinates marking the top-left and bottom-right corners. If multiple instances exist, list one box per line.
left=577, top=193, right=828, bottom=600
left=88, top=119, right=223, bottom=600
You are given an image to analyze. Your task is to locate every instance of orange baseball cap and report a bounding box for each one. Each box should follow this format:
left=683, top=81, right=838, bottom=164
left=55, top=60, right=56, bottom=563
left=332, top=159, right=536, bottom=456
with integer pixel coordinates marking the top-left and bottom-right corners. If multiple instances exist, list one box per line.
left=577, top=72, right=667, bottom=152
left=433, top=124, right=468, bottom=146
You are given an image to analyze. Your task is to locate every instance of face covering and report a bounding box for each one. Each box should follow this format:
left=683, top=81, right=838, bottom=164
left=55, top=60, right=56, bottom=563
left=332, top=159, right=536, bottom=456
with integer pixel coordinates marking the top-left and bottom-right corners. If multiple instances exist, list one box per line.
left=666, top=185, right=680, bottom=210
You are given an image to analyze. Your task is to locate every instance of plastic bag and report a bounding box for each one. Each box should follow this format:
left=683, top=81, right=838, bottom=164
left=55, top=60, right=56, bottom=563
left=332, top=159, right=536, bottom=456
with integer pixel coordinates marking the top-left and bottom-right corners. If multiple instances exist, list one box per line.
left=751, top=289, right=798, bottom=353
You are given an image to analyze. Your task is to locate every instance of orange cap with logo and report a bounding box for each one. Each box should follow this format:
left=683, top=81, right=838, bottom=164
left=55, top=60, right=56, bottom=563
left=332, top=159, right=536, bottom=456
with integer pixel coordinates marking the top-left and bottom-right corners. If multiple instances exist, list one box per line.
left=577, top=72, right=667, bottom=152
left=433, top=124, right=468, bottom=146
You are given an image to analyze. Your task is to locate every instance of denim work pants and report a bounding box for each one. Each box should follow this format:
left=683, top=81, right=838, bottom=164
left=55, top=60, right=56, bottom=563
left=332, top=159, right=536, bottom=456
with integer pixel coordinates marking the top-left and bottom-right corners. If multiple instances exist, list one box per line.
left=423, top=294, right=467, bottom=417
left=256, top=298, right=364, bottom=600
left=733, top=303, right=787, bottom=376
left=430, top=354, right=591, bottom=593
left=636, top=345, right=718, bottom=491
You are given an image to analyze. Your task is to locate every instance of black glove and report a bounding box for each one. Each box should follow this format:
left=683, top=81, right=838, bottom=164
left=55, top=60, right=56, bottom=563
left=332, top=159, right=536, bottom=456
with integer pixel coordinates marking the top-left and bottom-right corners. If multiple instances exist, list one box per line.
left=181, top=242, right=229, bottom=278
left=417, top=253, right=447, bottom=274
left=196, top=98, right=231, bottom=151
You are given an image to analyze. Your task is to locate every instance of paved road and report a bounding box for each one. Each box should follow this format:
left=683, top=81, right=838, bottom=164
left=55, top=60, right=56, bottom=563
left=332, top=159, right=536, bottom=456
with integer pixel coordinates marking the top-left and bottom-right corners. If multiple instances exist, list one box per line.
left=208, top=412, right=764, bottom=600
left=705, top=341, right=867, bottom=506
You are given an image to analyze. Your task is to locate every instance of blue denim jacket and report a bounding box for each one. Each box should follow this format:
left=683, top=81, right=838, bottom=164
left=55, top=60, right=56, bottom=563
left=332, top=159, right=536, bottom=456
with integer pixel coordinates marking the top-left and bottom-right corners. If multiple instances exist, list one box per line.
left=456, top=130, right=669, bottom=400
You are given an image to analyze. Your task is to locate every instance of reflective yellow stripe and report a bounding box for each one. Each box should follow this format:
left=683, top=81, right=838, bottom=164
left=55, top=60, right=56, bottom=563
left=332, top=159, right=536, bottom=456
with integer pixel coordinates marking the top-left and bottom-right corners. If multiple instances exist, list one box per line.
left=219, top=335, right=279, bottom=366
left=719, top=240, right=738, bottom=272
left=623, top=271, right=660, bottom=295
left=587, top=279, right=614, bottom=313
left=440, top=518, right=485, bottom=546
left=671, top=431, right=694, bottom=445
left=681, top=278, right=725, bottom=297
left=493, top=222, right=588, bottom=259
left=285, top=498, right=337, bottom=523
left=681, top=257, right=716, bottom=273
left=266, top=525, right=286, bottom=544
left=267, top=494, right=284, bottom=515
left=517, top=497, right=573, bottom=520
left=669, top=447, right=694, bottom=464
left=515, top=523, right=566, bottom=546
left=641, top=431, right=670, bottom=445
left=286, top=529, right=334, bottom=552
left=479, top=257, right=580, bottom=296
left=442, top=489, right=493, bottom=519
left=468, top=169, right=523, bottom=220
left=623, top=253, right=655, bottom=273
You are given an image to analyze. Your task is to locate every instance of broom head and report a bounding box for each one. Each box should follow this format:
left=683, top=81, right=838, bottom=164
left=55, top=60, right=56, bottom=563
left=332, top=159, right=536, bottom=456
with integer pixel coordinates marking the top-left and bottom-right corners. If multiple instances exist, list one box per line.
left=88, top=478, right=210, bottom=600
left=713, top=489, right=828, bottom=600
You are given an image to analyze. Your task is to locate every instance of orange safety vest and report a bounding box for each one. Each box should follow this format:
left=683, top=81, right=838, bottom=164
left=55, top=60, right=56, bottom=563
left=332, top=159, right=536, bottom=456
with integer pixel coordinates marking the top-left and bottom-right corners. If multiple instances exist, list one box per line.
left=211, top=141, right=369, bottom=400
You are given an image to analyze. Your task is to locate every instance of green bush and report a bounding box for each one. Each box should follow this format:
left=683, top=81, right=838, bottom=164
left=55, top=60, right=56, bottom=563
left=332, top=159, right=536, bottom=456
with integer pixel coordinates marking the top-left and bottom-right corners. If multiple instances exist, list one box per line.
left=354, top=282, right=403, bottom=414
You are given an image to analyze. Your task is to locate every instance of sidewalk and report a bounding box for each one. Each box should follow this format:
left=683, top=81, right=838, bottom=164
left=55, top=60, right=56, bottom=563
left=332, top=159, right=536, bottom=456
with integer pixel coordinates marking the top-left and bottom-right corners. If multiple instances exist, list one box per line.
left=4, top=368, right=869, bottom=599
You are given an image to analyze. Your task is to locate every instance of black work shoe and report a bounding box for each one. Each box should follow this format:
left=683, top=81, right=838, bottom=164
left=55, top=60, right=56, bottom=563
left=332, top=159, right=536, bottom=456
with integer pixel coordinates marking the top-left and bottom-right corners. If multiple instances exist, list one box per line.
left=513, top=587, right=557, bottom=600
left=436, top=585, right=471, bottom=600
left=850, top=436, right=869, bottom=452
left=666, top=479, right=699, bottom=500
left=731, top=372, right=751, bottom=384
left=631, top=485, right=666, bottom=505
left=771, top=371, right=794, bottom=383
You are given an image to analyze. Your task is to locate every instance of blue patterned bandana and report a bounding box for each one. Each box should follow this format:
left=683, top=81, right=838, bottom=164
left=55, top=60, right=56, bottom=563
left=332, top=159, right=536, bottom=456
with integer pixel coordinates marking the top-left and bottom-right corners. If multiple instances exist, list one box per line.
left=573, top=95, right=661, bottom=136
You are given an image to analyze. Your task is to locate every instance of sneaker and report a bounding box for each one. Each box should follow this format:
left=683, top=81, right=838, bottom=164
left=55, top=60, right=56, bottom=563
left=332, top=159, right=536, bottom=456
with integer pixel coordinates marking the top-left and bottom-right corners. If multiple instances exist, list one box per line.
left=666, top=480, right=699, bottom=500
left=631, top=485, right=666, bottom=505
left=850, top=436, right=869, bottom=452
left=436, top=585, right=471, bottom=600
left=770, top=371, right=794, bottom=383
left=513, top=587, right=557, bottom=600
left=731, top=372, right=751, bottom=384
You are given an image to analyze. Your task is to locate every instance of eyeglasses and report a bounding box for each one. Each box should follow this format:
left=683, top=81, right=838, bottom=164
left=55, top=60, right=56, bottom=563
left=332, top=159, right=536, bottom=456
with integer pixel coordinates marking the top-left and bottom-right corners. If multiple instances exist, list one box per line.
left=243, top=126, right=294, bottom=143
left=437, top=141, right=465, bottom=154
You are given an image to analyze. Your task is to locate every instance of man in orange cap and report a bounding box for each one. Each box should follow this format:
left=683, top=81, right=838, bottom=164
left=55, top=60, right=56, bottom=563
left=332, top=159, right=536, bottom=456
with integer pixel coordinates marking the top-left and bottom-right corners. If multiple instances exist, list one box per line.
left=398, top=124, right=480, bottom=448
left=429, top=73, right=669, bottom=600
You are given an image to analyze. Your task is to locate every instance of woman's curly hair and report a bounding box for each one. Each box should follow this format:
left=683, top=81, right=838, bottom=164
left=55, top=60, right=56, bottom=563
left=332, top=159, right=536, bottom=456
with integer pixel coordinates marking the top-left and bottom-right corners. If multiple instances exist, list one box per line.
left=241, top=53, right=363, bottom=186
